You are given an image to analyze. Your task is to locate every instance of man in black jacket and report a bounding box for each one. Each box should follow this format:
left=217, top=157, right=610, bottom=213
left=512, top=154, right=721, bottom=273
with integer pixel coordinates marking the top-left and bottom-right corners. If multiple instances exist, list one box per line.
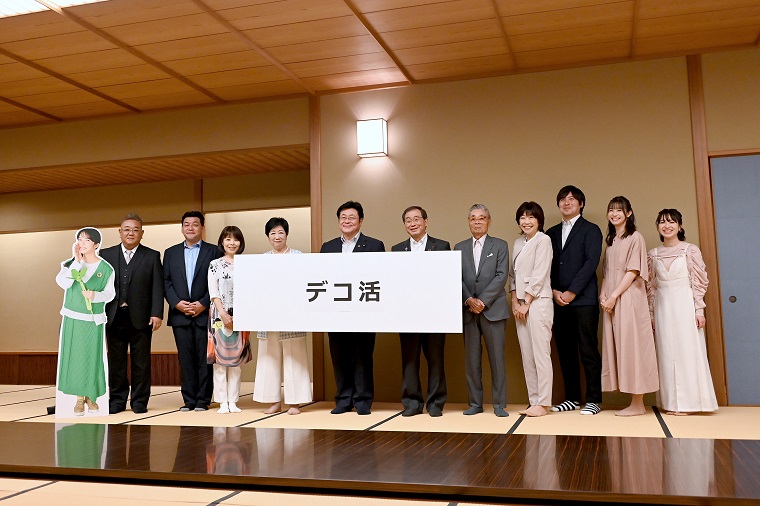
left=391, top=206, right=450, bottom=417
left=101, top=214, right=163, bottom=414
left=163, top=211, right=221, bottom=412
left=320, top=201, right=385, bottom=415
left=546, top=186, right=603, bottom=416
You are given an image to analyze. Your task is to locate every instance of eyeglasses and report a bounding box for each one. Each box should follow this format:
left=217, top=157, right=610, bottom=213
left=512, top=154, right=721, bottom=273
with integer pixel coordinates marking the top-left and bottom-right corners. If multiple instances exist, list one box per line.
left=469, top=216, right=489, bottom=223
left=340, top=215, right=360, bottom=223
left=121, top=228, right=142, bottom=234
left=404, top=217, right=425, bottom=225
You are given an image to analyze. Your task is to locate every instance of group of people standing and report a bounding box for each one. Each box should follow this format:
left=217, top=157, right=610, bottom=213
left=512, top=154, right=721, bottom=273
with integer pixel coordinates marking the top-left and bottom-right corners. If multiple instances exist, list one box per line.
left=55, top=185, right=717, bottom=419
left=318, top=188, right=717, bottom=420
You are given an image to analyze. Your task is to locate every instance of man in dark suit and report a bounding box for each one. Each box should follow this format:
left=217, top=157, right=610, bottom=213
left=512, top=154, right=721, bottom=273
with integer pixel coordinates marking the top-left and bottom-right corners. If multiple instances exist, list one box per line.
left=320, top=201, right=385, bottom=415
left=391, top=205, right=450, bottom=417
left=545, top=185, right=603, bottom=416
left=163, top=211, right=221, bottom=411
left=101, top=213, right=164, bottom=414
left=454, top=204, right=510, bottom=417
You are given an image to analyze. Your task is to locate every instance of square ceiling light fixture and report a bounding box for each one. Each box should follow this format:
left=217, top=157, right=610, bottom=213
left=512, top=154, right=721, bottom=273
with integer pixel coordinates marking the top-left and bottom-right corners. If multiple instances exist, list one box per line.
left=356, top=118, right=388, bottom=158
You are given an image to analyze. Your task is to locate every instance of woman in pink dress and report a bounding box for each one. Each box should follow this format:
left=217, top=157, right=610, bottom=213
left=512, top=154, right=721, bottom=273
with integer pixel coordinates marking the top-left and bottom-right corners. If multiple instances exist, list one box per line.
left=600, top=196, right=659, bottom=416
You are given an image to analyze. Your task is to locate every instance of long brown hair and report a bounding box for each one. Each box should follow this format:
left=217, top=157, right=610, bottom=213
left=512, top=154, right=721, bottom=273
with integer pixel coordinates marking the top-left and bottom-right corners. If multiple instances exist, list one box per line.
left=605, top=196, right=636, bottom=246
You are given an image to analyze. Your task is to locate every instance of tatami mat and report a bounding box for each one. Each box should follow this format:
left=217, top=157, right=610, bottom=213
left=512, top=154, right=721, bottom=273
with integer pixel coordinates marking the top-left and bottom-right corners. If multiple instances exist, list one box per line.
left=372, top=403, right=521, bottom=433
left=514, top=406, right=667, bottom=438
left=251, top=402, right=402, bottom=431
left=663, top=406, right=760, bottom=439
left=1, top=384, right=758, bottom=441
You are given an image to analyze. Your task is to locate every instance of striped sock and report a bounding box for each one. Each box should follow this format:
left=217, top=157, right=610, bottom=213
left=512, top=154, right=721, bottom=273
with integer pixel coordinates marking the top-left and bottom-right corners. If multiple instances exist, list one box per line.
left=580, top=402, right=601, bottom=415
left=551, top=400, right=580, bottom=412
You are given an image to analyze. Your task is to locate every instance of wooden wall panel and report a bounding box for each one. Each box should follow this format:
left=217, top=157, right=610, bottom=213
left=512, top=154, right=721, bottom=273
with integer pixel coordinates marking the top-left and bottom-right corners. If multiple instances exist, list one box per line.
left=0, top=353, right=181, bottom=385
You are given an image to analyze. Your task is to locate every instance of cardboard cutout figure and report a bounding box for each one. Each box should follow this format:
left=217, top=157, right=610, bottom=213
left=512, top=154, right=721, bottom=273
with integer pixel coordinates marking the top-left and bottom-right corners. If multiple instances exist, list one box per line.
left=55, top=227, right=115, bottom=418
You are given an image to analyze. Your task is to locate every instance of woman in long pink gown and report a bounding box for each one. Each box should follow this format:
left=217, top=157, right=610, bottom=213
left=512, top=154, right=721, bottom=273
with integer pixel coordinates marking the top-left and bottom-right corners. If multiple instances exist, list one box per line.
left=600, top=196, right=659, bottom=416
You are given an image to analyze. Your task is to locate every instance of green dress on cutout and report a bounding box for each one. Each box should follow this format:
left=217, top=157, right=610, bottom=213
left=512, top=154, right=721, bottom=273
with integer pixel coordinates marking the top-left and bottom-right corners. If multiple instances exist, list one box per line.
left=57, top=259, right=114, bottom=400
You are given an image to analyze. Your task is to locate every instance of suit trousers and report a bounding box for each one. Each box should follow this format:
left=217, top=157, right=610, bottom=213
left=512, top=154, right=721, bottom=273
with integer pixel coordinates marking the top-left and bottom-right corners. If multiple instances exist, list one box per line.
left=463, top=314, right=507, bottom=408
left=107, top=307, right=152, bottom=410
left=172, top=322, right=213, bottom=408
left=515, top=298, right=554, bottom=407
left=253, top=334, right=312, bottom=405
left=399, top=333, right=447, bottom=412
left=213, top=364, right=241, bottom=403
left=553, top=304, right=602, bottom=403
left=328, top=332, right=375, bottom=411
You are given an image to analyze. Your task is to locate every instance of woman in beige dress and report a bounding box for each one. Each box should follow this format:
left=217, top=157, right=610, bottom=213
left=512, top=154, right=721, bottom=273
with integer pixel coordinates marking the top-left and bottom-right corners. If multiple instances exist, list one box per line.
left=600, top=196, right=659, bottom=416
left=253, top=217, right=312, bottom=415
left=509, top=202, right=554, bottom=417
left=647, top=209, right=717, bottom=415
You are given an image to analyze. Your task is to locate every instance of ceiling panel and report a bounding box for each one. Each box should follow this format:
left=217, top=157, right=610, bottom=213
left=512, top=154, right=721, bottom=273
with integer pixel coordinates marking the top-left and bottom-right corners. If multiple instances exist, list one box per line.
left=0, top=0, right=756, bottom=132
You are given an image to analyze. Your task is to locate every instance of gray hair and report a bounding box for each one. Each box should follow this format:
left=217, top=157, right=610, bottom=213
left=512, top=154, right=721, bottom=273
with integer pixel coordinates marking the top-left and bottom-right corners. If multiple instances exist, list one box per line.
left=122, top=213, right=143, bottom=224
left=468, top=204, right=490, bottom=218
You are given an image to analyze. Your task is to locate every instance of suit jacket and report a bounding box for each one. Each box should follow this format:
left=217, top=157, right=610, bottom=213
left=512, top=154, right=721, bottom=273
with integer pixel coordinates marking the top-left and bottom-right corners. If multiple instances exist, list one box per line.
left=391, top=235, right=451, bottom=252
left=545, top=216, right=603, bottom=306
left=320, top=232, right=385, bottom=254
left=508, top=232, right=553, bottom=300
left=163, top=240, right=221, bottom=327
left=454, top=235, right=510, bottom=323
left=101, top=244, right=164, bottom=330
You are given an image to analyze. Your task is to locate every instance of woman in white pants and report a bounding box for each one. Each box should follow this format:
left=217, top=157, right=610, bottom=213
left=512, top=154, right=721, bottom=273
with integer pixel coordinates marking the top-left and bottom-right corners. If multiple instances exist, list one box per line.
left=509, top=202, right=554, bottom=417
left=253, top=217, right=312, bottom=415
left=208, top=226, right=252, bottom=413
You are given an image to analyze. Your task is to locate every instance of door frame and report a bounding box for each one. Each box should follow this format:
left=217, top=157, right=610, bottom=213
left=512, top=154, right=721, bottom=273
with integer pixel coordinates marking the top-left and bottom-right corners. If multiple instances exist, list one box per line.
left=688, top=54, right=760, bottom=405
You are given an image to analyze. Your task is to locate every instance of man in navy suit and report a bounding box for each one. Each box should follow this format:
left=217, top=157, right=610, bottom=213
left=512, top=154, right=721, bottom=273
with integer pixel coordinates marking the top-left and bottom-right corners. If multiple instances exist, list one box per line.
left=101, top=213, right=163, bottom=414
left=163, top=211, right=221, bottom=411
left=320, top=201, right=385, bottom=415
left=546, top=186, right=604, bottom=416
left=391, top=206, right=450, bottom=417
left=454, top=204, right=510, bottom=417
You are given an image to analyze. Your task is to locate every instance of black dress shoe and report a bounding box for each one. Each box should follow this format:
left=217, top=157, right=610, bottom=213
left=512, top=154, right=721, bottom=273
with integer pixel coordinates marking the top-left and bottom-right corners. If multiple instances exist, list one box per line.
left=109, top=405, right=125, bottom=415
left=330, top=405, right=352, bottom=414
left=356, top=407, right=371, bottom=415
left=132, top=406, right=148, bottom=414
left=401, top=407, right=423, bottom=417
left=427, top=407, right=443, bottom=417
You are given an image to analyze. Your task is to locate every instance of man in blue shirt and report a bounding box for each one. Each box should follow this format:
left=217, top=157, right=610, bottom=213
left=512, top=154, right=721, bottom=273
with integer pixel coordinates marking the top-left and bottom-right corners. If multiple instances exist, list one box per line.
left=163, top=211, right=221, bottom=411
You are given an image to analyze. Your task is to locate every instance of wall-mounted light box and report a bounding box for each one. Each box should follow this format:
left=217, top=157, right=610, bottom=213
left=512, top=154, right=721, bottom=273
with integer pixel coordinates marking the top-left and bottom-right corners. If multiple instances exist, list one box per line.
left=356, top=118, right=388, bottom=158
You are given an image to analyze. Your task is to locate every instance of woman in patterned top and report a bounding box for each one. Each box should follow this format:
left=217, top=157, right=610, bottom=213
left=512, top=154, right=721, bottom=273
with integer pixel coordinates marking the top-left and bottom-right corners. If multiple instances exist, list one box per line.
left=208, top=226, right=252, bottom=414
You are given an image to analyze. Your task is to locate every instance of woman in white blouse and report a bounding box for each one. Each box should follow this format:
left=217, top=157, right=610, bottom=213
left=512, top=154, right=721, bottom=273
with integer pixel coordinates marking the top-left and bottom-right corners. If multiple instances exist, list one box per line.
left=253, top=217, right=313, bottom=415
left=208, top=226, right=252, bottom=414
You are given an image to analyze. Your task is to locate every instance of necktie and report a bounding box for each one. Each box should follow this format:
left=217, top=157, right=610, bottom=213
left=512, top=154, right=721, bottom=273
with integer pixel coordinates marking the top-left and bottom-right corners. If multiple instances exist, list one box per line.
left=125, top=250, right=133, bottom=264
left=474, top=240, right=482, bottom=274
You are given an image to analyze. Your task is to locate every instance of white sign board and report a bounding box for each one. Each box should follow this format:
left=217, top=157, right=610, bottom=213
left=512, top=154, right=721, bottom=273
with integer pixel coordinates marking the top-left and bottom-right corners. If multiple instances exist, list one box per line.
left=234, top=251, right=462, bottom=333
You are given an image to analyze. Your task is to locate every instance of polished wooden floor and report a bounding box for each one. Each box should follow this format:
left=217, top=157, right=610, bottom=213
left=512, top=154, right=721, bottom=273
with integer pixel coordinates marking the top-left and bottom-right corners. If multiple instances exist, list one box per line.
left=1, top=385, right=759, bottom=505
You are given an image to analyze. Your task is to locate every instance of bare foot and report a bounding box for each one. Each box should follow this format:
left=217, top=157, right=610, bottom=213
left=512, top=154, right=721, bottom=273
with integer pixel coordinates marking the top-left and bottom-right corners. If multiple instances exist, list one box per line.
left=615, top=405, right=646, bottom=416
left=518, top=407, right=530, bottom=415
left=525, top=405, right=548, bottom=417
left=264, top=402, right=281, bottom=414
left=287, top=406, right=301, bottom=415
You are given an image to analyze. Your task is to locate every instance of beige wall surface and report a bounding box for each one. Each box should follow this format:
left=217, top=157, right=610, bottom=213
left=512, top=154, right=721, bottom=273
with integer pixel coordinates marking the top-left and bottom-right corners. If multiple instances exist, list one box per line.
left=703, top=48, right=760, bottom=153
left=320, top=57, right=699, bottom=405
left=0, top=98, right=310, bottom=171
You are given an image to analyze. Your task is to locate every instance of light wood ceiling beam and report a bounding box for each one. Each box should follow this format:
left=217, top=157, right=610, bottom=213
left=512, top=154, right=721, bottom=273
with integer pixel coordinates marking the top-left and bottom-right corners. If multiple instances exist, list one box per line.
left=34, top=0, right=225, bottom=103
left=190, top=0, right=315, bottom=95
left=0, top=94, right=61, bottom=122
left=343, top=0, right=414, bottom=84
left=0, top=46, right=139, bottom=113
left=490, top=0, right=518, bottom=70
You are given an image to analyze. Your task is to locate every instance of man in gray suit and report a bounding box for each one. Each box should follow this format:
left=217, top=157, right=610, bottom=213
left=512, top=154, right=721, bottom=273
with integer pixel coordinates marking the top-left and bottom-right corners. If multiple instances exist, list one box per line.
left=454, top=204, right=510, bottom=417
